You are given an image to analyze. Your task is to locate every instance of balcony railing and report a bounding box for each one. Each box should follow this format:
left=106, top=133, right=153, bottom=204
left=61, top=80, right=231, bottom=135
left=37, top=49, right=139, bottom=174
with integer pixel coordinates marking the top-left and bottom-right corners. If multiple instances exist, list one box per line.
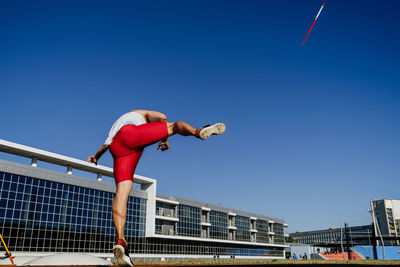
left=0, top=139, right=154, bottom=184
left=155, top=227, right=175, bottom=236
left=156, top=207, right=177, bottom=218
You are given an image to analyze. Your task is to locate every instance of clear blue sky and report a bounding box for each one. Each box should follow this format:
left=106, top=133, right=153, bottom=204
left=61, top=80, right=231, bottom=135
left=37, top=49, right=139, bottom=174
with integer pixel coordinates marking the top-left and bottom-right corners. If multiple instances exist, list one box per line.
left=1, top=0, right=399, bottom=233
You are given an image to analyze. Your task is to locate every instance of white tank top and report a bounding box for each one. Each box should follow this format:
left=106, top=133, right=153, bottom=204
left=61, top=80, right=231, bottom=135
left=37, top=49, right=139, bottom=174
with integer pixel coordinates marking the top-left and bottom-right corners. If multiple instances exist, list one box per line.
left=104, top=111, right=147, bottom=145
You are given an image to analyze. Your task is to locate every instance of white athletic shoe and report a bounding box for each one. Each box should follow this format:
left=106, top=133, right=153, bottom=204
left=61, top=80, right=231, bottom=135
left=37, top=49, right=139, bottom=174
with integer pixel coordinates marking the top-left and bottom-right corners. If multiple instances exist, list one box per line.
left=198, top=123, right=226, bottom=140
left=113, top=244, right=134, bottom=267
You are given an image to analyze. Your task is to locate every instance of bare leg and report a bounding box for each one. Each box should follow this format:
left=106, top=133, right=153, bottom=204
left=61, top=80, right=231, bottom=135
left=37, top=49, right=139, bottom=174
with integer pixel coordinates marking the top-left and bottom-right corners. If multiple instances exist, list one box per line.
left=167, top=121, right=197, bottom=136
left=112, top=180, right=133, bottom=242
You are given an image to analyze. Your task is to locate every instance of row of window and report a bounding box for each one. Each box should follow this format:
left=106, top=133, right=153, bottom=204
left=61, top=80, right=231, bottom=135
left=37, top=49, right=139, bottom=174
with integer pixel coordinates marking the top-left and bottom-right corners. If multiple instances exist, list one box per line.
left=157, top=205, right=282, bottom=244
left=154, top=204, right=283, bottom=244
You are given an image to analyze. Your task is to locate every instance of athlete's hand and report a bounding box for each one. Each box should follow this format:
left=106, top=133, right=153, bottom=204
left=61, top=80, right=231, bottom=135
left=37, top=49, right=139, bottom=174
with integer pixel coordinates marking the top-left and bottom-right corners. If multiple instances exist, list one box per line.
left=88, top=156, right=98, bottom=165
left=157, top=140, right=170, bottom=151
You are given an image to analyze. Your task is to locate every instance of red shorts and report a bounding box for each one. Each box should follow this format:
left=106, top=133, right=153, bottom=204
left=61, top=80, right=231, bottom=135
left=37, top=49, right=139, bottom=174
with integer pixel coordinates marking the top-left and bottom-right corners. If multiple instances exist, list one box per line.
left=109, top=122, right=169, bottom=184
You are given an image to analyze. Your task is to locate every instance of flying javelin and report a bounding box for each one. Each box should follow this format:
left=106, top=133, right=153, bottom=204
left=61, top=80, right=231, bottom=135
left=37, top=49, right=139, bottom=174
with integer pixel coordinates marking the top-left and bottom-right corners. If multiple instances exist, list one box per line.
left=302, top=1, right=326, bottom=45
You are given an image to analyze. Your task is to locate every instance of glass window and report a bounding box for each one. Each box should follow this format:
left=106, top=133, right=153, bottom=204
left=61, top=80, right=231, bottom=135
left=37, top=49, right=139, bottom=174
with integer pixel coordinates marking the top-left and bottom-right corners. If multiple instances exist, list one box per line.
left=177, top=205, right=201, bottom=237
left=3, top=181, right=11, bottom=191
left=236, top=216, right=250, bottom=242
left=210, top=210, right=228, bottom=240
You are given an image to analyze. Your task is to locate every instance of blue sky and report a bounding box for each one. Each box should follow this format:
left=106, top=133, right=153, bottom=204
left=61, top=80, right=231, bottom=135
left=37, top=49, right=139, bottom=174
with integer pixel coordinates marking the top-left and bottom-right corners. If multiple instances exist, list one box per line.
left=1, top=0, right=399, bottom=232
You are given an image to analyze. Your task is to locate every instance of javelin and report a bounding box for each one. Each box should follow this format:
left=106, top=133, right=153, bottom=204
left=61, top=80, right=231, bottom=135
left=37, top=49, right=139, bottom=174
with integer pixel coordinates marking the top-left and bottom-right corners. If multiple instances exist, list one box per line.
left=302, top=1, right=326, bottom=45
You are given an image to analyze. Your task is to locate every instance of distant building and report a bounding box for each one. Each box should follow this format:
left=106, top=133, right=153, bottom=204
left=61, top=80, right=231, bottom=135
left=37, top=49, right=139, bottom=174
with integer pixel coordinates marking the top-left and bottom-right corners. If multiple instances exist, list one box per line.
left=370, top=199, right=400, bottom=245
left=290, top=199, right=400, bottom=247
left=289, top=225, right=373, bottom=246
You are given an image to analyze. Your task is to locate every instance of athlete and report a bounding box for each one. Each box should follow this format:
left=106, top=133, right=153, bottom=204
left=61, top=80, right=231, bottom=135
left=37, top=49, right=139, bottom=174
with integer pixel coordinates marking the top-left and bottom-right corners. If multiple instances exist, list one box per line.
left=88, top=110, right=225, bottom=266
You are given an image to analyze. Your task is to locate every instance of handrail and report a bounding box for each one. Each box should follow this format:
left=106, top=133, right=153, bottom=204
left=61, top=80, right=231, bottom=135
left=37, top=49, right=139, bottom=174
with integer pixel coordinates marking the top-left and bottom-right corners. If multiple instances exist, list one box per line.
left=0, top=139, right=154, bottom=184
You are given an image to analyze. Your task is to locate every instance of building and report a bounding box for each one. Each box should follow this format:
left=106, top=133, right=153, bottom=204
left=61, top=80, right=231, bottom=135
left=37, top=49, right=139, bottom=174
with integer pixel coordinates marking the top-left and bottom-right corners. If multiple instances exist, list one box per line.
left=0, top=139, right=288, bottom=260
left=289, top=225, right=373, bottom=246
left=290, top=199, right=400, bottom=248
left=370, top=199, right=400, bottom=245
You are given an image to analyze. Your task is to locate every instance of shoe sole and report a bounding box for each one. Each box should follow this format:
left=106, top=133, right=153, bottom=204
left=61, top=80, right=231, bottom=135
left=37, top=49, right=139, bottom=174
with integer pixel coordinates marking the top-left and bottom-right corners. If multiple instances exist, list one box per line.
left=199, top=123, right=226, bottom=140
left=113, top=245, right=134, bottom=267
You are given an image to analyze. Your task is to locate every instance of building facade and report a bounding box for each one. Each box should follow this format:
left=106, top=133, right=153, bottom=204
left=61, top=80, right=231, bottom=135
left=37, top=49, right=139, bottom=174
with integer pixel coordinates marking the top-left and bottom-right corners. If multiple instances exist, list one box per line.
left=0, top=139, right=288, bottom=259
left=371, top=199, right=400, bottom=245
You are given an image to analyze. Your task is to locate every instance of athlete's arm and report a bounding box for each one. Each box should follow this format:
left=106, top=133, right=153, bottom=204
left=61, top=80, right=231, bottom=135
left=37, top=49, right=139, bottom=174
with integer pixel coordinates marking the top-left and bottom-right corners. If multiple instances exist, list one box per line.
left=88, top=144, right=109, bottom=165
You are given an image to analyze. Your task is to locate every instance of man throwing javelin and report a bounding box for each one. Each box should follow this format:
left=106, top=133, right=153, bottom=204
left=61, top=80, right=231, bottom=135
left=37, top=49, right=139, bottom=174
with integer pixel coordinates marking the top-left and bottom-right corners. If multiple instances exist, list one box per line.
left=88, top=109, right=225, bottom=266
